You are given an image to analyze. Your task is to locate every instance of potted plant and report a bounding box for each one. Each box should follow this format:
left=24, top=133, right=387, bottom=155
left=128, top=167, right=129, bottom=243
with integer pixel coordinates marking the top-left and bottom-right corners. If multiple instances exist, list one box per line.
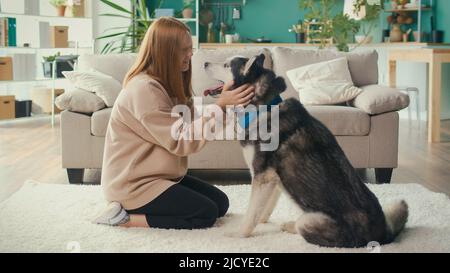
left=182, top=0, right=194, bottom=18
left=49, top=0, right=68, bottom=17
left=97, top=0, right=162, bottom=54
left=300, top=0, right=360, bottom=51
left=66, top=0, right=85, bottom=18
left=42, top=52, right=61, bottom=78
left=288, top=20, right=307, bottom=43
left=384, top=3, right=415, bottom=43
left=352, top=0, right=384, bottom=45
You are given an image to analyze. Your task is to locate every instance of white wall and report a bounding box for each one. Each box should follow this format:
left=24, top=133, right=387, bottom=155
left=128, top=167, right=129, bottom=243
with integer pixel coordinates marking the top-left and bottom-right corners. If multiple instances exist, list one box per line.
left=92, top=0, right=131, bottom=53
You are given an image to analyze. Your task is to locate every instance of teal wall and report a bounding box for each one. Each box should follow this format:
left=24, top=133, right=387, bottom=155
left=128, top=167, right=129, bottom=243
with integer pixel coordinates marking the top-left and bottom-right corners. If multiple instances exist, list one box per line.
left=199, top=0, right=344, bottom=43
left=200, top=0, right=308, bottom=43
left=196, top=0, right=449, bottom=44
left=436, top=0, right=450, bottom=43
left=151, top=0, right=449, bottom=44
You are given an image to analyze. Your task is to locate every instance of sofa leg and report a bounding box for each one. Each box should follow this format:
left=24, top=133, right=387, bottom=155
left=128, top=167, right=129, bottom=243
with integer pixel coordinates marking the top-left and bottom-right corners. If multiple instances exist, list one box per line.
left=375, top=168, right=393, bottom=184
left=67, top=169, right=84, bottom=184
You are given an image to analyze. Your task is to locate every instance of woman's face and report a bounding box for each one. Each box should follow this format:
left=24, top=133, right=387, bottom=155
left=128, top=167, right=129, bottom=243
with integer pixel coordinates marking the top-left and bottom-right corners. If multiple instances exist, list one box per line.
left=180, top=32, right=193, bottom=72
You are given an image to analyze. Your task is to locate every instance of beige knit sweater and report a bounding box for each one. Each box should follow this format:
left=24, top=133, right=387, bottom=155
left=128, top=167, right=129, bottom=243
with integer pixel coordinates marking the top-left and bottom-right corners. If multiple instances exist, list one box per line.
left=101, top=73, right=217, bottom=210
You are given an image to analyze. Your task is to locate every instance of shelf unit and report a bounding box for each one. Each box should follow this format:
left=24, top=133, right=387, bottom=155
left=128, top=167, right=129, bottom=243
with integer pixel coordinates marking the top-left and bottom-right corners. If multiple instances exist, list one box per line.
left=150, top=0, right=200, bottom=48
left=0, top=11, right=92, bottom=20
left=382, top=0, right=435, bottom=43
left=0, top=1, right=94, bottom=127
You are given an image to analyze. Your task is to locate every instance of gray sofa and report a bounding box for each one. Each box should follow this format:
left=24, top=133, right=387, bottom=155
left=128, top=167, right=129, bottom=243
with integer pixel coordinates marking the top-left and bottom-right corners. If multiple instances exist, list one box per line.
left=61, top=47, right=404, bottom=184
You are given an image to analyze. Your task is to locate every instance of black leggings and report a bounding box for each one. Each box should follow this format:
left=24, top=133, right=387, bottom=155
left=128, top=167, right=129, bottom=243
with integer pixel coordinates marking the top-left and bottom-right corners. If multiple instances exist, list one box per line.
left=126, top=175, right=229, bottom=230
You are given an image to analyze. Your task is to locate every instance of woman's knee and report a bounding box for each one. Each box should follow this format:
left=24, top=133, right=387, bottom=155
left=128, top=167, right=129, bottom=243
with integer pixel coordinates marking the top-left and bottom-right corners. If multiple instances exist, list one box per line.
left=193, top=201, right=219, bottom=229
left=217, top=193, right=229, bottom=218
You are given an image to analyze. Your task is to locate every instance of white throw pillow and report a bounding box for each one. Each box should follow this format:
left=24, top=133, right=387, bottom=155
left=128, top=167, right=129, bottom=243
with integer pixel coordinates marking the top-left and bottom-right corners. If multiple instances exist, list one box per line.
left=55, top=88, right=106, bottom=114
left=63, top=70, right=122, bottom=107
left=286, top=57, right=362, bottom=105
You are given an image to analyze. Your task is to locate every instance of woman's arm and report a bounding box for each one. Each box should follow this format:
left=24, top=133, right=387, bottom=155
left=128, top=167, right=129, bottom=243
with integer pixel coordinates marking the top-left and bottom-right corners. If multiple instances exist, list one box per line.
left=139, top=105, right=220, bottom=157
left=134, top=80, right=254, bottom=157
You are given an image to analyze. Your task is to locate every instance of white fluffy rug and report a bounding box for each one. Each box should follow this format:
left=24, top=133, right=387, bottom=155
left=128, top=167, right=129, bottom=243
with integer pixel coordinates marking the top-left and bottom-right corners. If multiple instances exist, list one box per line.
left=1, top=181, right=449, bottom=253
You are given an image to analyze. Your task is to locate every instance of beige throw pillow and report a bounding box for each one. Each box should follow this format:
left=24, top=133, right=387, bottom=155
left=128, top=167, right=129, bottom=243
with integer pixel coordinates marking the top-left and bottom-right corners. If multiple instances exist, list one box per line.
left=63, top=70, right=122, bottom=107
left=286, top=57, right=362, bottom=105
left=351, top=85, right=410, bottom=115
left=55, top=88, right=106, bottom=114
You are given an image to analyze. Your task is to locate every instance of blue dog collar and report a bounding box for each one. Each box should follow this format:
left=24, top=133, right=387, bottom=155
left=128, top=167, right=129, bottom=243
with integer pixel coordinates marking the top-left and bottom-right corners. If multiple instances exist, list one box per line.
left=238, top=95, right=283, bottom=129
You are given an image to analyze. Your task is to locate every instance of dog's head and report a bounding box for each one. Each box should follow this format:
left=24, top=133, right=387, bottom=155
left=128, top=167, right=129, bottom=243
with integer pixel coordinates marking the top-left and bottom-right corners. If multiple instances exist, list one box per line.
left=204, top=54, right=286, bottom=106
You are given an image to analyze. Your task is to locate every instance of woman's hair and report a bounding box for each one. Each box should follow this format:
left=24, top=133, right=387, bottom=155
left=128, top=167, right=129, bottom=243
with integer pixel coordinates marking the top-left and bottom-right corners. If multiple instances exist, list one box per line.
left=123, top=17, right=193, bottom=105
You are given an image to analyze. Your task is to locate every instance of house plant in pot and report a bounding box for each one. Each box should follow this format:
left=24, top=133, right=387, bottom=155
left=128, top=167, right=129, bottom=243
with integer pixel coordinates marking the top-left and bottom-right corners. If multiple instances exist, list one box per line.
left=289, top=20, right=306, bottom=43
left=97, top=0, right=162, bottom=54
left=182, top=0, right=194, bottom=19
left=42, top=52, right=61, bottom=78
left=49, top=0, right=68, bottom=17
left=351, top=0, right=384, bottom=46
left=301, top=0, right=360, bottom=52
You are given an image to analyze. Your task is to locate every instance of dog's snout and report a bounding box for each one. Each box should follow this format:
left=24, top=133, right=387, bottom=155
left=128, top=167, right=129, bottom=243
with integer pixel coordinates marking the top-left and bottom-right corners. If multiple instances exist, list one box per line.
left=204, top=62, right=210, bottom=68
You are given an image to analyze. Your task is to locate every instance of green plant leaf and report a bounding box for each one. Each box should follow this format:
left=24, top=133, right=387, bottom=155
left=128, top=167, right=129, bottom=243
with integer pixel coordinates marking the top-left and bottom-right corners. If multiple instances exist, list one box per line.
left=97, top=0, right=161, bottom=54
left=96, top=31, right=129, bottom=40
left=99, top=13, right=133, bottom=19
left=99, top=0, right=132, bottom=14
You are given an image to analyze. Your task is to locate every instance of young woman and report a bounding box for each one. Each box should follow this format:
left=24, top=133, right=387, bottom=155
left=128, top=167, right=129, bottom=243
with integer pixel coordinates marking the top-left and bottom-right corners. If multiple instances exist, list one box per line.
left=94, top=17, right=254, bottom=229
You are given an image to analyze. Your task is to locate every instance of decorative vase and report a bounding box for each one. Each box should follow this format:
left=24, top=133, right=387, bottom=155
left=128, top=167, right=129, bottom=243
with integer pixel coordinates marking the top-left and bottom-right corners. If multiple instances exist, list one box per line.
left=182, top=8, right=193, bottom=18
left=399, top=0, right=408, bottom=9
left=390, top=24, right=403, bottom=42
left=56, top=5, right=66, bottom=17
left=296, top=33, right=306, bottom=43
left=391, top=1, right=398, bottom=9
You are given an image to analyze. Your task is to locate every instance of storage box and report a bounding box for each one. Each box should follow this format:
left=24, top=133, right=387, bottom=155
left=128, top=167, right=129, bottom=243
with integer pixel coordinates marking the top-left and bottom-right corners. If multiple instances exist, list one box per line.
left=24, top=0, right=40, bottom=15
left=0, top=95, right=16, bottom=120
left=155, top=9, right=175, bottom=18
left=50, top=26, right=69, bottom=48
left=66, top=0, right=86, bottom=17
left=15, top=100, right=32, bottom=118
left=11, top=53, right=36, bottom=81
left=39, top=21, right=51, bottom=48
left=31, top=87, right=65, bottom=114
left=0, top=57, right=13, bottom=81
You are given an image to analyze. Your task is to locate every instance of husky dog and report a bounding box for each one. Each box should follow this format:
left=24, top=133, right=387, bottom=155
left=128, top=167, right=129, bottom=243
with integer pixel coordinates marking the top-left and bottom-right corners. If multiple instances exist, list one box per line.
left=203, top=54, right=409, bottom=248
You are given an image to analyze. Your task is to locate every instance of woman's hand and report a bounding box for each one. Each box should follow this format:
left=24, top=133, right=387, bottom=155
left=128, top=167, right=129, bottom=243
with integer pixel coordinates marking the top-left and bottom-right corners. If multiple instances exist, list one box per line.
left=216, top=81, right=255, bottom=111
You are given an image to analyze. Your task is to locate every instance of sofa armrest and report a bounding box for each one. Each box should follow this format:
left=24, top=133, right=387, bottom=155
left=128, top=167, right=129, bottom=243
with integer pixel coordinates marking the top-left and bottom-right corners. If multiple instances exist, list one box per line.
left=61, top=110, right=105, bottom=169
left=350, top=85, right=410, bottom=115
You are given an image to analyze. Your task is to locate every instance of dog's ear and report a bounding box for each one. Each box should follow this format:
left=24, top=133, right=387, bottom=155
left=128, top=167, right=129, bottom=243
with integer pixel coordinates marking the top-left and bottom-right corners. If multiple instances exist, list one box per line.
left=255, top=53, right=266, bottom=67
left=243, top=54, right=265, bottom=76
left=272, top=76, right=287, bottom=93
left=243, top=56, right=257, bottom=76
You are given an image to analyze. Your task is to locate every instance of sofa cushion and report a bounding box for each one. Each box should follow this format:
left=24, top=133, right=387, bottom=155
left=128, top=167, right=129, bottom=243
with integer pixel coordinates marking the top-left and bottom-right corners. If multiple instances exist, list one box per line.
left=305, top=105, right=371, bottom=136
left=77, top=54, right=137, bottom=83
left=89, top=105, right=369, bottom=137
left=91, top=108, right=112, bottom=137
left=351, top=85, right=410, bottom=115
left=286, top=57, right=362, bottom=105
left=192, top=48, right=273, bottom=103
left=272, top=47, right=378, bottom=100
left=63, top=70, right=123, bottom=107
left=55, top=88, right=106, bottom=114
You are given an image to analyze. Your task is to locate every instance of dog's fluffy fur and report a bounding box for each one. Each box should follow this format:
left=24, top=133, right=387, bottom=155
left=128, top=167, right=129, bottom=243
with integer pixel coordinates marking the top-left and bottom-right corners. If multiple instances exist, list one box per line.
left=204, top=54, right=408, bottom=248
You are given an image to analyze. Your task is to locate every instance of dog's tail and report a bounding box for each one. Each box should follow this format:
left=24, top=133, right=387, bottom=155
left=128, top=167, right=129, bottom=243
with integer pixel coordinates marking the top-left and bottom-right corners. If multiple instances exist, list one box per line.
left=383, top=200, right=409, bottom=243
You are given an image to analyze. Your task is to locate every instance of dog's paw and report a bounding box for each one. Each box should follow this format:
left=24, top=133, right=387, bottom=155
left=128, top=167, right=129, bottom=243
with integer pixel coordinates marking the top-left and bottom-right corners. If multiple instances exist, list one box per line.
left=281, top=221, right=298, bottom=234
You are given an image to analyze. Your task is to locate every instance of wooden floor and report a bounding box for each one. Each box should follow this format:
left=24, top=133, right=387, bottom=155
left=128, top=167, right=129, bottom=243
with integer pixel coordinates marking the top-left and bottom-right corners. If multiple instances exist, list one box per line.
left=1, top=115, right=449, bottom=202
